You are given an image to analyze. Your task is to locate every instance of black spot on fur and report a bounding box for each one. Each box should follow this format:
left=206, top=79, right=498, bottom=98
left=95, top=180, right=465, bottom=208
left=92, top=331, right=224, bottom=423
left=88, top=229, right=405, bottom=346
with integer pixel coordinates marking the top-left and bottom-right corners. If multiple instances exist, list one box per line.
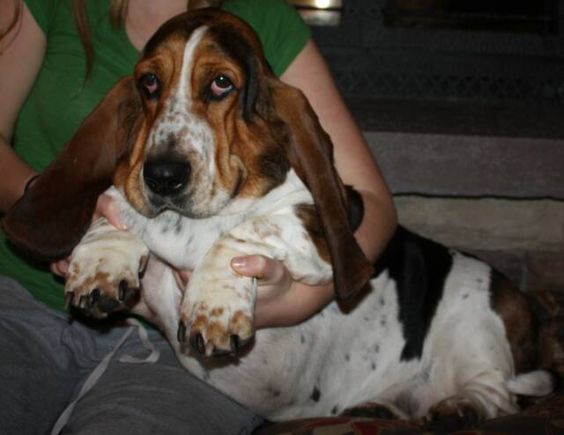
left=267, top=387, right=281, bottom=398
left=345, top=186, right=364, bottom=232
left=311, top=387, right=321, bottom=402
left=300, top=335, right=306, bottom=344
left=331, top=406, right=339, bottom=415
left=174, top=221, right=184, bottom=234
left=344, top=354, right=350, bottom=361
left=374, top=227, right=453, bottom=361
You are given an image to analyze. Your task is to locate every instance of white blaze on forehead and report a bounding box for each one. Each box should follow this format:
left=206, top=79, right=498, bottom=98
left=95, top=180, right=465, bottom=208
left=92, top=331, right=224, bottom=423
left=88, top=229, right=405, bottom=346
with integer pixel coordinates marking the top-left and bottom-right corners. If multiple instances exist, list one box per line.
left=177, top=25, right=208, bottom=104
left=148, top=25, right=214, bottom=156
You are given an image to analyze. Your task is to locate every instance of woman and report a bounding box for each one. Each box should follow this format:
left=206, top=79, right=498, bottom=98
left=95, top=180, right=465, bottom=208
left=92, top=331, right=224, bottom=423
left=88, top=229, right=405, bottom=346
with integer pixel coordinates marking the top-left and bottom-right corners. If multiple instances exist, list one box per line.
left=0, top=0, right=396, bottom=433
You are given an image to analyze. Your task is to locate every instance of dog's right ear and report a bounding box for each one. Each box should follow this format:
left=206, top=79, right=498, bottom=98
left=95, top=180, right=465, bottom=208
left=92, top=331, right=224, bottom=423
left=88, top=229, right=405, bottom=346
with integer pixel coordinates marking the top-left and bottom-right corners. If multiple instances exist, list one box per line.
left=2, top=77, right=142, bottom=262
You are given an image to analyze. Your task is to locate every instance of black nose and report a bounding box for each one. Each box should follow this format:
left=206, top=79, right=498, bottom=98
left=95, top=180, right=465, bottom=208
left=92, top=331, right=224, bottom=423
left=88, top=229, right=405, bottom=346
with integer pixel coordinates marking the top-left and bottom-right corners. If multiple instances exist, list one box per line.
left=143, top=159, right=191, bottom=197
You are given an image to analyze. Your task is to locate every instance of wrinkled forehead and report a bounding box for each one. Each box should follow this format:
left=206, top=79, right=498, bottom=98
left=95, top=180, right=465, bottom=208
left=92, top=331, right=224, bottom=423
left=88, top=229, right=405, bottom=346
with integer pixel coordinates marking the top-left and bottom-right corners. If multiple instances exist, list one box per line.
left=139, top=10, right=264, bottom=73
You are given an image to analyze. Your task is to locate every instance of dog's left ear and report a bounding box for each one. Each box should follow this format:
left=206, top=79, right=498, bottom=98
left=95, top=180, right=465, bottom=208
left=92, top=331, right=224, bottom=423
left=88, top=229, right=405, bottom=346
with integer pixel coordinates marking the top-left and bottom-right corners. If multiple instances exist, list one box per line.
left=266, top=80, right=374, bottom=299
left=2, top=77, right=142, bottom=262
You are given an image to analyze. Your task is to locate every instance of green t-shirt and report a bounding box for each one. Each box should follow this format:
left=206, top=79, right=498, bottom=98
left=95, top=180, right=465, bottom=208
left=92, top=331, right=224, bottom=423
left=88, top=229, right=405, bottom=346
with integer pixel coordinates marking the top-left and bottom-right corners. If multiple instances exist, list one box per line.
left=0, top=0, right=310, bottom=311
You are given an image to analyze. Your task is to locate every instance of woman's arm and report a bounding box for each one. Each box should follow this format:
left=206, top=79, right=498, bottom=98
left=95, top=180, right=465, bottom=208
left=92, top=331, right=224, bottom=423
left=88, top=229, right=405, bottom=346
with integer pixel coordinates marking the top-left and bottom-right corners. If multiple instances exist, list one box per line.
left=236, top=39, right=397, bottom=328
left=281, top=40, right=397, bottom=263
left=0, top=3, right=124, bottom=277
left=0, top=2, right=46, bottom=212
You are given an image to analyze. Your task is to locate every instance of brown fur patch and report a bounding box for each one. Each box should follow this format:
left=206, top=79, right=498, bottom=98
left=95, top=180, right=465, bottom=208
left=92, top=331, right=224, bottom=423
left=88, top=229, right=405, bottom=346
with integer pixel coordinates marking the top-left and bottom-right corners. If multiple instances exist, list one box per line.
left=295, top=204, right=330, bottom=263
left=191, top=313, right=210, bottom=332
left=69, top=271, right=112, bottom=296
left=210, top=307, right=224, bottom=317
left=229, top=310, right=253, bottom=338
left=206, top=321, right=230, bottom=347
left=192, top=35, right=290, bottom=200
left=490, top=270, right=538, bottom=373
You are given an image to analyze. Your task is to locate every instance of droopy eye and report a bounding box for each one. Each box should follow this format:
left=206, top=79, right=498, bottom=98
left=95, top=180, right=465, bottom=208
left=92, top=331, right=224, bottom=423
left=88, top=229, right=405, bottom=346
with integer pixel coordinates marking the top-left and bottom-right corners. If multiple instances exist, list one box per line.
left=209, top=75, right=234, bottom=99
left=139, top=73, right=160, bottom=99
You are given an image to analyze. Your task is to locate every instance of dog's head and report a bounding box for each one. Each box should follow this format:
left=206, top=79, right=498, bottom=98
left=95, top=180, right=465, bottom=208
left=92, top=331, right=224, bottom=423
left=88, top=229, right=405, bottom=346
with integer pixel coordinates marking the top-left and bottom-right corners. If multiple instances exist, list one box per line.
left=3, top=9, right=372, bottom=298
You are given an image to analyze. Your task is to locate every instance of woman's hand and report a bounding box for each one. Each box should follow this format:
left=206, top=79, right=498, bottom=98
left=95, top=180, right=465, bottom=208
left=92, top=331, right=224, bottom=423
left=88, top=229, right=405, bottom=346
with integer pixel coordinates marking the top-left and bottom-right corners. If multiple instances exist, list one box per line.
left=231, top=255, right=334, bottom=329
left=50, top=193, right=125, bottom=277
left=91, top=192, right=127, bottom=230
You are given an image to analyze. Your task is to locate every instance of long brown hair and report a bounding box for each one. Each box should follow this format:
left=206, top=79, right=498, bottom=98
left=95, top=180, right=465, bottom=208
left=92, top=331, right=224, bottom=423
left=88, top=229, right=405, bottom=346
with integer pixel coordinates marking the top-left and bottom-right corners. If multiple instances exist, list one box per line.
left=73, top=0, right=224, bottom=76
left=71, top=0, right=129, bottom=75
left=1, top=0, right=224, bottom=75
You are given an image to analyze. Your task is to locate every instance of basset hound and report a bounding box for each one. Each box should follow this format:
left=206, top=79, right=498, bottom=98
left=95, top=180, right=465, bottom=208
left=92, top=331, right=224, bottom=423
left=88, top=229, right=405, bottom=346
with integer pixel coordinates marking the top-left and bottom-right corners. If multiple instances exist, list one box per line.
left=3, top=8, right=553, bottom=426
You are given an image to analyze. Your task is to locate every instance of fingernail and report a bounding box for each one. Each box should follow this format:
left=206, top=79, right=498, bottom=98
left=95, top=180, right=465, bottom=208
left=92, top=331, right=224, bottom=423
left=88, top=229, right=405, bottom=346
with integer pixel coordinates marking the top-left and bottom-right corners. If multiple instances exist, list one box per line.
left=115, top=221, right=127, bottom=230
left=231, top=257, right=247, bottom=270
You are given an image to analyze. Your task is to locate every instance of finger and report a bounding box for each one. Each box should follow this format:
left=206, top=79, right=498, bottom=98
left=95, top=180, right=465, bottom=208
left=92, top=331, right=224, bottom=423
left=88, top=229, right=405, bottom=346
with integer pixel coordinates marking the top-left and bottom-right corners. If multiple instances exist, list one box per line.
left=94, top=194, right=126, bottom=230
left=231, top=255, right=287, bottom=285
left=172, top=269, right=192, bottom=289
left=50, top=258, right=70, bottom=277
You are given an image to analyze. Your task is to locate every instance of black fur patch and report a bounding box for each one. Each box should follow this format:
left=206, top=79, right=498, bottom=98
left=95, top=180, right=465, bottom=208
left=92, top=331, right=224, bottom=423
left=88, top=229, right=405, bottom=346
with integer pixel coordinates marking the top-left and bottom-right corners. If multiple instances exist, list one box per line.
left=375, top=227, right=453, bottom=361
left=311, top=387, right=321, bottom=402
left=345, top=186, right=364, bottom=232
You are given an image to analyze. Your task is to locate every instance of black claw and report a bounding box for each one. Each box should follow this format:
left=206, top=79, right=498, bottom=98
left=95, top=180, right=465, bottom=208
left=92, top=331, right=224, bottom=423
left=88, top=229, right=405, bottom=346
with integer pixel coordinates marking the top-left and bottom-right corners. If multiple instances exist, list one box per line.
left=212, top=348, right=231, bottom=357
left=189, top=333, right=206, bottom=355
left=118, top=280, right=128, bottom=301
left=64, top=292, right=74, bottom=310
left=177, top=322, right=186, bottom=343
left=97, top=297, right=120, bottom=313
left=88, top=288, right=100, bottom=308
left=118, top=281, right=140, bottom=305
left=230, top=334, right=240, bottom=354
left=196, top=334, right=206, bottom=354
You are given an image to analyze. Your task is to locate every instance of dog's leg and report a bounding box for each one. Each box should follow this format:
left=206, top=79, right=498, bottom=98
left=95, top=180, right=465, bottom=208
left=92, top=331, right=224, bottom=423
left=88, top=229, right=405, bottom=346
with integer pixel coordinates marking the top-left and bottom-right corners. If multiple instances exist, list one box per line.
left=65, top=218, right=150, bottom=318
left=177, top=236, right=257, bottom=356
left=177, top=213, right=332, bottom=356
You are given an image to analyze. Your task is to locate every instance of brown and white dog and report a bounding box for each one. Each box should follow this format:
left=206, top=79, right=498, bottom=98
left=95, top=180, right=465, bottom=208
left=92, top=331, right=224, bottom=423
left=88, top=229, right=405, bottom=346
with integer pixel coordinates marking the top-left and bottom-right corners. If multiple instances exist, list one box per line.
left=3, top=8, right=553, bottom=425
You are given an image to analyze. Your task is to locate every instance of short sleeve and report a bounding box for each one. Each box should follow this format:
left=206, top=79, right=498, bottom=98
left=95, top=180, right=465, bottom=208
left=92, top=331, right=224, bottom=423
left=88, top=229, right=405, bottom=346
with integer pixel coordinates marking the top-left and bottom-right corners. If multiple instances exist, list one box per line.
left=222, top=0, right=311, bottom=76
left=24, top=0, right=59, bottom=35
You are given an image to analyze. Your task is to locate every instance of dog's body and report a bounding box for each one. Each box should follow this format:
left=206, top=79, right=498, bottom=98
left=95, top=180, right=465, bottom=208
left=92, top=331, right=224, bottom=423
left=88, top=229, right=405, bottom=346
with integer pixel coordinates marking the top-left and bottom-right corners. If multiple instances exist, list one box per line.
left=3, top=8, right=552, bottom=424
left=68, top=186, right=551, bottom=421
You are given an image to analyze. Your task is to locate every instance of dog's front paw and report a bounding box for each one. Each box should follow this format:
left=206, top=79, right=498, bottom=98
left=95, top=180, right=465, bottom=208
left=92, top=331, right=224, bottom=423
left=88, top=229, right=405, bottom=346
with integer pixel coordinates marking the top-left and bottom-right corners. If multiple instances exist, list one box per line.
left=178, top=302, right=254, bottom=357
left=65, top=232, right=149, bottom=318
left=177, top=277, right=256, bottom=357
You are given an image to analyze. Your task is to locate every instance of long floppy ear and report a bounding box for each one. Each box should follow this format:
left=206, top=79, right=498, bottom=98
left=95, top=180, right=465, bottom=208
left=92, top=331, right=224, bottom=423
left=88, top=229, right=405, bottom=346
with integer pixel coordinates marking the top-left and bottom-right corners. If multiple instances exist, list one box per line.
left=268, top=81, right=374, bottom=299
left=2, top=77, right=142, bottom=262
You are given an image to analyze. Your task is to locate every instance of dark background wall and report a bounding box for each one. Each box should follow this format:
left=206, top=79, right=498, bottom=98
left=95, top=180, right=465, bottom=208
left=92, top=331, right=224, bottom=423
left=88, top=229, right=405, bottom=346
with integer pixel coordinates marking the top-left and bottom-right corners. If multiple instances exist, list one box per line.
left=311, top=0, right=564, bottom=104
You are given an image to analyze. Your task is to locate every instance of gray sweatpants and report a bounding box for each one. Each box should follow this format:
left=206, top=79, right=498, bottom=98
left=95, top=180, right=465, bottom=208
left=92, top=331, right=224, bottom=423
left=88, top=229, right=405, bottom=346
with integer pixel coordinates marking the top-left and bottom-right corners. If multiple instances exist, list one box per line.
left=0, top=276, right=263, bottom=435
